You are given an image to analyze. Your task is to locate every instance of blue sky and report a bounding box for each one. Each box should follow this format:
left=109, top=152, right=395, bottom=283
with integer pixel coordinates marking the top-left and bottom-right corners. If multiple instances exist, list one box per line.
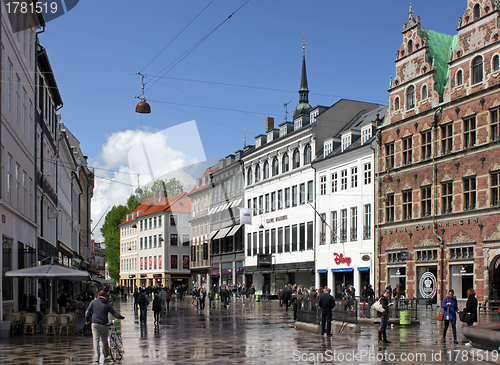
left=36, top=0, right=468, bottom=239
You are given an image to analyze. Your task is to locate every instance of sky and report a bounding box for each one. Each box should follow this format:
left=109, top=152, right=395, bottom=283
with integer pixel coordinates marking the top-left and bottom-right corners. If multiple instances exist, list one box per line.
left=35, top=0, right=469, bottom=241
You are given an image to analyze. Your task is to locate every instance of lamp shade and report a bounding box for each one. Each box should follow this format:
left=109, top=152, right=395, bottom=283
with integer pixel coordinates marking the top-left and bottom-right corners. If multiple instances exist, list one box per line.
left=135, top=100, right=151, bottom=114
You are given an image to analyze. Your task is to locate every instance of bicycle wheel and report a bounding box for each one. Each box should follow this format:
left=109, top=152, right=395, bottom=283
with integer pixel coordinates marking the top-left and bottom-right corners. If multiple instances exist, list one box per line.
left=111, top=333, right=124, bottom=360
left=109, top=334, right=117, bottom=362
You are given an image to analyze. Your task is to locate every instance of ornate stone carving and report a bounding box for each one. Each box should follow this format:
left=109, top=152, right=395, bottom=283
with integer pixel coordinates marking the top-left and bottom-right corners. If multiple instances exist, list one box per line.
left=487, top=222, right=500, bottom=241
left=388, top=240, right=405, bottom=250
left=416, top=236, right=435, bottom=247
left=451, top=232, right=473, bottom=245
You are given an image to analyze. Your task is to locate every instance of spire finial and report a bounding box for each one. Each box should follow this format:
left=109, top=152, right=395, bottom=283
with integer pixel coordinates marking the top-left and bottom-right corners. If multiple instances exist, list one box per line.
left=244, top=129, right=247, bottom=148
left=409, top=3, right=413, bottom=17
left=302, top=33, right=306, bottom=55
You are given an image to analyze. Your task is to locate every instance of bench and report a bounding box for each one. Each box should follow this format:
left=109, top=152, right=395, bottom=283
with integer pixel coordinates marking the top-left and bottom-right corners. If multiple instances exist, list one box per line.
left=479, top=300, right=499, bottom=313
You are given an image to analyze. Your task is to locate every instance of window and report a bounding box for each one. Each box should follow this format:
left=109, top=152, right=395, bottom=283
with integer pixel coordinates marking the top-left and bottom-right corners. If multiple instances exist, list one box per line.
left=492, top=172, right=500, bottom=206
left=259, top=196, right=263, bottom=213
left=341, top=169, right=347, bottom=190
left=307, top=221, right=313, bottom=250
left=265, top=194, right=270, bottom=213
left=153, top=217, right=157, bottom=228
left=331, top=211, right=337, bottom=243
left=158, top=234, right=162, bottom=247
left=386, top=143, right=395, bottom=169
left=299, top=183, right=305, bottom=204
left=386, top=194, right=395, bottom=222
left=320, top=176, right=326, bottom=195
left=158, top=216, right=162, bottom=227
left=7, top=60, right=12, bottom=111
left=170, top=234, right=178, bottom=246
left=408, top=39, right=413, bottom=54
left=402, top=137, right=412, bottom=165
left=292, top=186, right=298, bottom=206
left=364, top=163, right=371, bottom=184
left=441, top=124, right=453, bottom=154
left=394, top=97, right=400, bottom=111
left=247, top=233, right=252, bottom=256
left=340, top=209, right=347, bottom=242
left=351, top=167, right=358, bottom=188
left=3, top=237, right=12, bottom=301
left=282, top=153, right=289, bottom=173
left=183, top=234, right=190, bottom=247
left=456, top=70, right=463, bottom=86
left=284, top=226, right=291, bottom=252
left=271, top=192, right=276, bottom=211
left=149, top=236, right=152, bottom=249
left=472, top=56, right=483, bottom=84
left=255, top=164, right=260, bottom=183
left=153, top=235, right=157, bottom=248
left=350, top=207, right=357, bottom=241
left=247, top=168, right=253, bottom=185
left=342, top=135, right=351, bottom=151
left=253, top=232, right=257, bottom=256
left=303, top=144, right=312, bottom=164
left=253, top=197, right=257, bottom=215
left=271, top=228, right=276, bottom=254
left=493, top=55, right=500, bottom=72
left=272, top=157, right=279, bottom=176
left=474, top=3, right=480, bottom=19
left=170, top=215, right=178, bottom=226
left=442, top=182, right=453, bottom=214
left=361, top=127, right=372, bottom=144
left=265, top=230, right=270, bottom=254
left=363, top=204, right=371, bottom=239
left=278, top=190, right=283, bottom=209
left=285, top=187, right=290, bottom=208
left=292, top=149, right=300, bottom=169
left=402, top=190, right=412, bottom=220
left=307, top=180, right=313, bottom=201
left=332, top=172, right=338, bottom=192
left=292, top=224, right=298, bottom=251
left=421, top=130, right=431, bottom=160
left=278, top=227, right=283, bottom=253
left=492, top=109, right=500, bottom=142
left=421, top=186, right=432, bottom=217
left=464, top=117, right=476, bottom=148
left=319, top=213, right=326, bottom=245
left=464, top=177, right=476, bottom=210
left=406, top=85, right=415, bottom=110
left=171, top=255, right=178, bottom=270
left=263, top=161, right=269, bottom=179
left=324, top=141, right=333, bottom=156
left=421, top=85, right=428, bottom=100
left=299, top=223, right=306, bottom=250
left=140, top=237, right=143, bottom=250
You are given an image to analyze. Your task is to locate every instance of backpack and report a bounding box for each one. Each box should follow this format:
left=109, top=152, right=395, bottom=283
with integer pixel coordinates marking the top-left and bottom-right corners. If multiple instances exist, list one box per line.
left=138, top=294, right=147, bottom=306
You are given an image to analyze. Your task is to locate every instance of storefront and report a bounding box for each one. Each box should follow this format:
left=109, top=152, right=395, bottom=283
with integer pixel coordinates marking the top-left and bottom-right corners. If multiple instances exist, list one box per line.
left=221, top=263, right=233, bottom=286
left=450, top=264, right=474, bottom=300
left=388, top=267, right=406, bottom=294
left=416, top=265, right=438, bottom=305
left=332, top=268, right=353, bottom=299
left=153, top=274, right=163, bottom=287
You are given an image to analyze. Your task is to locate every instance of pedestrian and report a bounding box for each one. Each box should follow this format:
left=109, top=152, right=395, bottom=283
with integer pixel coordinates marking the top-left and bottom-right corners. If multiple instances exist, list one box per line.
left=278, top=287, right=284, bottom=306
left=283, top=285, right=292, bottom=311
left=248, top=284, right=256, bottom=303
left=133, top=288, right=140, bottom=311
left=199, top=288, right=206, bottom=311
left=192, top=287, right=198, bottom=306
left=138, top=288, right=150, bottom=324
left=166, top=289, right=171, bottom=310
left=318, top=288, right=336, bottom=336
left=463, top=288, right=478, bottom=327
left=85, top=290, right=125, bottom=363
left=310, top=287, right=317, bottom=300
left=377, top=289, right=393, bottom=344
left=159, top=287, right=168, bottom=313
left=153, top=294, right=161, bottom=324
left=57, top=291, right=68, bottom=314
left=240, top=284, right=247, bottom=301
left=208, top=288, right=216, bottom=309
left=441, top=289, right=458, bottom=344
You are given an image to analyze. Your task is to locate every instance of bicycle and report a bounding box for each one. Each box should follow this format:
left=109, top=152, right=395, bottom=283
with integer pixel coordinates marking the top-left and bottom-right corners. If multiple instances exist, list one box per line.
left=108, top=319, right=124, bottom=361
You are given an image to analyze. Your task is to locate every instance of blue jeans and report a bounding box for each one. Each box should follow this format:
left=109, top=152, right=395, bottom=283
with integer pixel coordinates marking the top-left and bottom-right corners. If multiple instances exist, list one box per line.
left=140, top=305, right=147, bottom=323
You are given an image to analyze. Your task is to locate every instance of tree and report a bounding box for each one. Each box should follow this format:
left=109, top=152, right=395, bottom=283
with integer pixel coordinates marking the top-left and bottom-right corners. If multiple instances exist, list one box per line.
left=101, top=205, right=128, bottom=281
left=151, top=178, right=184, bottom=196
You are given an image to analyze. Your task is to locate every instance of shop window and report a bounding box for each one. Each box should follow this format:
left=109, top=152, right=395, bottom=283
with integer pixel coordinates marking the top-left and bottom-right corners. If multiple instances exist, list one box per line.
left=463, top=177, right=476, bottom=210
left=402, top=137, right=413, bottom=165
left=421, top=186, right=432, bottom=217
left=492, top=172, right=500, bottom=206
left=421, top=130, right=431, bottom=160
left=402, top=190, right=412, bottom=220
left=463, top=117, right=476, bottom=149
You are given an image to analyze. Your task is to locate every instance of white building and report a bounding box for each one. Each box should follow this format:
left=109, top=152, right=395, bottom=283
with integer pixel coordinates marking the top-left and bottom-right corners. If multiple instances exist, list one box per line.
left=313, top=106, right=387, bottom=298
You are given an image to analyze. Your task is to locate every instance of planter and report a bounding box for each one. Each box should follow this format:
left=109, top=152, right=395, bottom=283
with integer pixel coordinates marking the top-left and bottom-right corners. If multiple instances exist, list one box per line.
left=0, top=321, right=11, bottom=338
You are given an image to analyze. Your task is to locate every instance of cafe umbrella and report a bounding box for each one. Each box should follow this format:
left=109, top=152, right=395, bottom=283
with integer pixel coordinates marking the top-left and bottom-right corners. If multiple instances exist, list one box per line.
left=5, top=263, right=91, bottom=313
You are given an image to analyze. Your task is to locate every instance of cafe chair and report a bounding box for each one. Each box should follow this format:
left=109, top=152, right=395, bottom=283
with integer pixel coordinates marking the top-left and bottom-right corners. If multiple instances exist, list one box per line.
left=44, top=314, right=58, bottom=336
left=58, top=314, right=71, bottom=336
left=3, top=313, right=18, bottom=335
left=22, top=313, right=37, bottom=336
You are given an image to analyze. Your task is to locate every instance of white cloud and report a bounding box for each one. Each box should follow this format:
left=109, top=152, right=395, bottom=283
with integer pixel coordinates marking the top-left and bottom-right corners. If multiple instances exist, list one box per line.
left=91, top=121, right=207, bottom=242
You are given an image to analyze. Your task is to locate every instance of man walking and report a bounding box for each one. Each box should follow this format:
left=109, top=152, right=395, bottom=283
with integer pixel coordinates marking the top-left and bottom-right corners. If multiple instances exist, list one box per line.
left=137, top=288, right=150, bottom=324
left=318, top=288, right=336, bottom=336
left=282, top=285, right=292, bottom=311
left=159, top=287, right=168, bottom=313
left=85, top=290, right=125, bottom=363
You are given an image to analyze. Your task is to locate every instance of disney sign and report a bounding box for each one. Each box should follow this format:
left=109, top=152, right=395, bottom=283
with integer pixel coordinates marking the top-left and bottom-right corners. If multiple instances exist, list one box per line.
left=333, top=253, right=351, bottom=266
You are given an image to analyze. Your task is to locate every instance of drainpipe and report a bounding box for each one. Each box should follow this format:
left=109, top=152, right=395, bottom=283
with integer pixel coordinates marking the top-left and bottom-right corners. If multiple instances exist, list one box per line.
left=374, top=129, right=382, bottom=297
left=432, top=107, right=444, bottom=303
left=311, top=162, right=317, bottom=289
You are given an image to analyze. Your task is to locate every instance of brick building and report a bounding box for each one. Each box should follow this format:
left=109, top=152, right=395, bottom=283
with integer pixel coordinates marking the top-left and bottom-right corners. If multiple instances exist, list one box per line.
left=378, top=2, right=500, bottom=305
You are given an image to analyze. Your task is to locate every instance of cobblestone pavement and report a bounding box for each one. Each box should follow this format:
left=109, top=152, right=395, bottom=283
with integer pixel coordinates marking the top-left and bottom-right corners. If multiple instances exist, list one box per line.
left=0, top=297, right=498, bottom=364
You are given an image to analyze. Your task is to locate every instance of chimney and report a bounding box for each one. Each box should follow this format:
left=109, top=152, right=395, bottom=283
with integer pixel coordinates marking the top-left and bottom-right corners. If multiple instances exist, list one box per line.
left=266, top=117, right=274, bottom=131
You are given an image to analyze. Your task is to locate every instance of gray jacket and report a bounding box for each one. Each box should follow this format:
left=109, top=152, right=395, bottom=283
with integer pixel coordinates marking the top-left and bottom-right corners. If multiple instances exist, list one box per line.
left=85, top=296, right=124, bottom=325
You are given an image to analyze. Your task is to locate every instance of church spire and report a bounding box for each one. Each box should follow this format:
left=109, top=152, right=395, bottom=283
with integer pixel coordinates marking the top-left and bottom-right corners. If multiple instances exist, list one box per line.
left=293, top=35, right=312, bottom=118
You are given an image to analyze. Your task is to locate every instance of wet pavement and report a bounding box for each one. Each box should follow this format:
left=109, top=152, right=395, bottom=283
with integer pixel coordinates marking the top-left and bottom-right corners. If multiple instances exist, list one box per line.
left=0, top=296, right=499, bottom=364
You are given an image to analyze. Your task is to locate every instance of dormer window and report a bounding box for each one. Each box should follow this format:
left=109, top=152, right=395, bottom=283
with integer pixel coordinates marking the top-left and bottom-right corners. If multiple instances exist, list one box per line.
left=474, top=4, right=480, bottom=20
left=421, top=85, right=428, bottom=100
left=493, top=55, right=500, bottom=72
left=408, top=40, right=413, bottom=54
left=279, top=126, right=287, bottom=137
left=341, top=135, right=351, bottom=152
left=394, top=96, right=400, bottom=111
left=294, top=119, right=302, bottom=131
left=472, top=56, right=483, bottom=84
left=361, top=127, right=372, bottom=144
left=324, top=141, right=333, bottom=157
left=456, top=69, right=463, bottom=86
left=406, top=85, right=415, bottom=110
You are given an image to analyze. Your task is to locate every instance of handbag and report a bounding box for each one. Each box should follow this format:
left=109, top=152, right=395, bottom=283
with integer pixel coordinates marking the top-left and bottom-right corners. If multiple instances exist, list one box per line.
left=459, top=311, right=473, bottom=323
left=437, top=308, right=444, bottom=321
left=372, top=298, right=385, bottom=313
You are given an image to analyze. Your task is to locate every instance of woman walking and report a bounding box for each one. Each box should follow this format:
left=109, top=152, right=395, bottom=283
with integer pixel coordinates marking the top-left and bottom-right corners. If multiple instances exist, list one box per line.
left=442, top=289, right=458, bottom=344
left=463, top=288, right=478, bottom=327
left=378, top=289, right=393, bottom=344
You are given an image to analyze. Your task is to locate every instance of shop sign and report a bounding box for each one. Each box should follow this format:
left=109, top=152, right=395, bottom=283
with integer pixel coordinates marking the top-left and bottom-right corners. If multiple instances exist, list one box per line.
left=362, top=255, right=371, bottom=261
left=257, top=254, right=272, bottom=268
left=452, top=266, right=474, bottom=276
left=183, top=255, right=190, bottom=270
left=333, top=253, right=351, bottom=266
left=265, top=215, right=288, bottom=224
left=390, top=268, right=406, bottom=278
left=240, top=208, right=252, bottom=225
left=140, top=274, right=147, bottom=278
left=128, top=275, right=135, bottom=278
left=153, top=274, right=162, bottom=278
left=419, top=271, right=437, bottom=299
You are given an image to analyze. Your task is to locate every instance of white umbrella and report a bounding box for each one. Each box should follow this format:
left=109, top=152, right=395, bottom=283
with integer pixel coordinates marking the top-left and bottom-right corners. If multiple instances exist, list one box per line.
left=5, top=264, right=91, bottom=313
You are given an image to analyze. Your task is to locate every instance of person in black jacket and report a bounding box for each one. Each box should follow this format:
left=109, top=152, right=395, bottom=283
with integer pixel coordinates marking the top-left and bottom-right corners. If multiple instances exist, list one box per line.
left=85, top=290, right=125, bottom=362
left=282, top=285, right=292, bottom=311
left=317, top=288, right=336, bottom=336
left=378, top=289, right=393, bottom=344
left=463, top=288, right=478, bottom=327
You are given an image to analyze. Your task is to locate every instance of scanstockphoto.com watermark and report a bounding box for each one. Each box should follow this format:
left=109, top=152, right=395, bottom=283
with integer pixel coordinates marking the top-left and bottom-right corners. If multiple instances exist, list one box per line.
left=293, top=349, right=500, bottom=363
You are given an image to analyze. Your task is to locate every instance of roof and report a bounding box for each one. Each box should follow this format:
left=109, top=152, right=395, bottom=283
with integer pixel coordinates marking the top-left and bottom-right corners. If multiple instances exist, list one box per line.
left=419, top=28, right=457, bottom=96
left=188, top=165, right=219, bottom=195
left=120, top=192, right=191, bottom=226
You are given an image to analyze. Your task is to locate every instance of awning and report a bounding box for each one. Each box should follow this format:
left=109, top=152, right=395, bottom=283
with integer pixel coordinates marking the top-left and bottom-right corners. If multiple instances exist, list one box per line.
left=226, top=224, right=242, bottom=237
left=298, top=268, right=312, bottom=272
left=214, top=227, right=231, bottom=240
left=92, top=275, right=115, bottom=284
left=357, top=267, right=370, bottom=272
left=331, top=268, right=354, bottom=273
left=317, top=269, right=327, bottom=273
left=207, top=230, right=219, bottom=240
left=230, top=198, right=242, bottom=208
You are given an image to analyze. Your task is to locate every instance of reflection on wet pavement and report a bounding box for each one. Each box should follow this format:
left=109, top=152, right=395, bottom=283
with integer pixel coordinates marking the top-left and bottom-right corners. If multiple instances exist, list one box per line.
left=0, top=297, right=498, bottom=364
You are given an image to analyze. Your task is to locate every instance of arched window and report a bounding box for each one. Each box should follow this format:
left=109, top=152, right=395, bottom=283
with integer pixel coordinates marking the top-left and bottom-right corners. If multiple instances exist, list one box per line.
left=408, top=40, right=413, bottom=54
left=263, top=161, right=269, bottom=179
left=474, top=4, right=480, bottom=20
left=394, top=96, right=400, bottom=111
left=282, top=154, right=289, bottom=173
left=272, top=157, right=279, bottom=176
left=472, top=56, right=483, bottom=84
left=456, top=69, right=463, bottom=86
left=493, top=55, right=500, bottom=72
left=254, top=164, right=260, bottom=183
left=421, top=85, right=428, bottom=100
left=406, top=85, right=415, bottom=110
left=292, top=149, right=300, bottom=169
left=247, top=168, right=252, bottom=185
left=303, top=144, right=312, bottom=164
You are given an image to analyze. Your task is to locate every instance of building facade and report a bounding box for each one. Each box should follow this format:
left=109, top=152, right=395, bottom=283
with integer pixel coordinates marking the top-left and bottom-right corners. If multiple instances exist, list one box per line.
left=378, top=2, right=500, bottom=304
